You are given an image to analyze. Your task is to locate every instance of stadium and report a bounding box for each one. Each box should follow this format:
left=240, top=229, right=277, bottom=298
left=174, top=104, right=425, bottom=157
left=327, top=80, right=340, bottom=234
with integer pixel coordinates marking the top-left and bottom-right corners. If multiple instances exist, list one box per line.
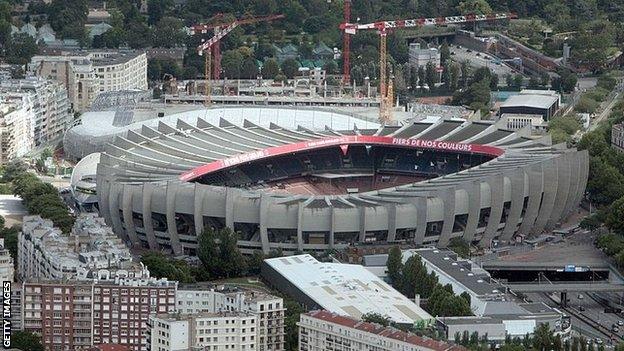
left=83, top=103, right=588, bottom=256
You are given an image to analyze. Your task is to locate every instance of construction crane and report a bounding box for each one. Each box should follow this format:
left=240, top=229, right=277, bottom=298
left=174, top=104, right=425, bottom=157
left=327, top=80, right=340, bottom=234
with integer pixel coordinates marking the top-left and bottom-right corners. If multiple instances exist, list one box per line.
left=191, top=14, right=284, bottom=105
left=340, top=13, right=516, bottom=123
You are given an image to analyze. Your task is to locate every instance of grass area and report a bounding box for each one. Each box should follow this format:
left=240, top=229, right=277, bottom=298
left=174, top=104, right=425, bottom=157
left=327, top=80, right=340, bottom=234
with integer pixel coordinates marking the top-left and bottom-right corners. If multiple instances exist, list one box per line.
left=212, top=276, right=270, bottom=290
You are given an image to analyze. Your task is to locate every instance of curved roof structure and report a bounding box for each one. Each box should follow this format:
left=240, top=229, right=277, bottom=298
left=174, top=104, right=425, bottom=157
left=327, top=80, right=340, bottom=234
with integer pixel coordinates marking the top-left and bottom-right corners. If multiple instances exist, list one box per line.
left=95, top=108, right=588, bottom=256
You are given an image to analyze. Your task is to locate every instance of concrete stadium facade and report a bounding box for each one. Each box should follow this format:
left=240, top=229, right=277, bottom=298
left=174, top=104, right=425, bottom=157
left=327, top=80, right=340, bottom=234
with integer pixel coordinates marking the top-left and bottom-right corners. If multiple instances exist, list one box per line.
left=95, top=108, right=588, bottom=256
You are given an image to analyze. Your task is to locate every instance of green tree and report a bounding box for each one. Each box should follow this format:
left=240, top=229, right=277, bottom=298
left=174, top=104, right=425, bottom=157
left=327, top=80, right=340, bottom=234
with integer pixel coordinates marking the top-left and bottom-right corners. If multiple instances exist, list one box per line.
left=6, top=33, right=38, bottom=65
left=11, top=331, right=44, bottom=351
left=147, top=0, right=173, bottom=25
left=448, top=238, right=470, bottom=258
left=323, top=60, right=338, bottom=75
left=456, top=0, right=492, bottom=14
left=221, top=50, right=244, bottom=79
left=440, top=42, right=450, bottom=65
left=241, top=58, right=259, bottom=79
left=386, top=246, right=403, bottom=286
left=425, top=62, right=437, bottom=90
left=606, top=196, right=624, bottom=236
left=217, top=227, right=246, bottom=278
left=152, top=17, right=186, bottom=48
left=281, top=58, right=300, bottom=79
left=141, top=251, right=195, bottom=283
left=262, top=58, right=280, bottom=79
left=361, top=312, right=391, bottom=326
left=575, top=96, right=599, bottom=114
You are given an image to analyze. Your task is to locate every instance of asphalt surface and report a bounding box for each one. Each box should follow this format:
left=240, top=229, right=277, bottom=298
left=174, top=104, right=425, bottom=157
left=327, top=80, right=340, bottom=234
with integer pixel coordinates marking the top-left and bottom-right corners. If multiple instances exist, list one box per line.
left=450, top=45, right=515, bottom=78
left=0, top=194, right=28, bottom=227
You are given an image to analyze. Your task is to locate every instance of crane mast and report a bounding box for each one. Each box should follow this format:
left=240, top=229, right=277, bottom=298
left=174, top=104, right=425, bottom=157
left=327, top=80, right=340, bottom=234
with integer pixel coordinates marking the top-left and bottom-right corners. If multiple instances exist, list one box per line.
left=192, top=14, right=284, bottom=106
left=340, top=12, right=516, bottom=123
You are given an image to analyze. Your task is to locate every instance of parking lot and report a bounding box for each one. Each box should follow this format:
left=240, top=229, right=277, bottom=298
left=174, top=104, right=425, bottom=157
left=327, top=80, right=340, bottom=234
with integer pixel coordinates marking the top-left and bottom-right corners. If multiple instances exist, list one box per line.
left=450, top=45, right=516, bottom=79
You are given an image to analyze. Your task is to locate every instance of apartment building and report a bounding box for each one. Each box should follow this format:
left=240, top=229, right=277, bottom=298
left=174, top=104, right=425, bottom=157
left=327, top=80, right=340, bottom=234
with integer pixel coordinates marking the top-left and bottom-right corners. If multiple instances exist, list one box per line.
left=30, top=50, right=147, bottom=111
left=0, top=238, right=13, bottom=283
left=176, top=285, right=285, bottom=351
left=149, top=312, right=257, bottom=351
left=20, top=278, right=177, bottom=351
left=613, top=123, right=624, bottom=152
left=18, top=214, right=146, bottom=281
left=298, top=310, right=465, bottom=351
left=0, top=92, right=35, bottom=163
left=0, top=77, right=72, bottom=145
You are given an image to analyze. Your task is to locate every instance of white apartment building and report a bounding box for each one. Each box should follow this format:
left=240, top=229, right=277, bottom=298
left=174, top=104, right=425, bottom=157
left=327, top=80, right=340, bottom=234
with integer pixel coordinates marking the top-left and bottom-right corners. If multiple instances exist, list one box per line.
left=409, top=43, right=441, bottom=69
left=0, top=238, right=14, bottom=283
left=298, top=310, right=464, bottom=351
left=176, top=285, right=285, bottom=351
left=149, top=312, right=257, bottom=351
left=0, top=77, right=72, bottom=145
left=18, top=214, right=146, bottom=281
left=30, top=50, right=148, bottom=111
left=0, top=93, right=35, bottom=163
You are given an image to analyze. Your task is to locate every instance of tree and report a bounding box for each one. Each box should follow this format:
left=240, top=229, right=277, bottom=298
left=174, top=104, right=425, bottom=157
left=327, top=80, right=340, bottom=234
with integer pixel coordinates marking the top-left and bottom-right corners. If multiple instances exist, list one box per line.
left=425, top=62, right=437, bottom=90
left=148, top=0, right=173, bottom=25
left=387, top=246, right=403, bottom=286
left=323, top=60, right=338, bottom=75
left=448, top=238, right=470, bottom=258
left=580, top=215, right=601, bottom=233
left=3, top=160, right=28, bottom=182
left=6, top=33, right=38, bottom=65
left=241, top=58, right=259, bottom=79
left=281, top=58, right=300, bottom=79
left=262, top=58, right=280, bottom=79
left=152, top=17, right=186, bottom=48
left=418, top=66, right=426, bottom=89
left=575, top=96, right=599, bottom=114
left=11, top=331, right=44, bottom=351
left=606, top=196, right=624, bottom=236
left=221, top=50, right=244, bottom=79
left=440, top=42, right=450, bottom=65
left=48, top=0, right=88, bottom=37
left=217, top=227, right=246, bottom=278
left=456, top=0, right=492, bottom=14
left=361, top=312, right=391, bottom=326
left=141, top=251, right=195, bottom=283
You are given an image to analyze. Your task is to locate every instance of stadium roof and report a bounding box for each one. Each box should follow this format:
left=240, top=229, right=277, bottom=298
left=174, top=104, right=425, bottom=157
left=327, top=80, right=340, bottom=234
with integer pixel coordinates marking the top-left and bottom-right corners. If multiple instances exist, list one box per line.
left=500, top=94, right=559, bottom=110
left=264, top=254, right=433, bottom=324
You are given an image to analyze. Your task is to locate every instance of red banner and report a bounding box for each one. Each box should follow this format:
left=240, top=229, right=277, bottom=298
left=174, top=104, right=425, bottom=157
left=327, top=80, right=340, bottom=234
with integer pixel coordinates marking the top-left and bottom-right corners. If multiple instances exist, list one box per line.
left=179, top=136, right=505, bottom=182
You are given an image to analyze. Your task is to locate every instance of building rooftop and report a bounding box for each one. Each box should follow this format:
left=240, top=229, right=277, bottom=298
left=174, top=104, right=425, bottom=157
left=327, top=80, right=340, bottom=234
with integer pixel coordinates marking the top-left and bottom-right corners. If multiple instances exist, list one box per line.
left=500, top=94, right=559, bottom=110
left=21, top=214, right=145, bottom=280
left=154, top=310, right=254, bottom=322
left=264, top=254, right=432, bottom=324
left=305, top=310, right=465, bottom=351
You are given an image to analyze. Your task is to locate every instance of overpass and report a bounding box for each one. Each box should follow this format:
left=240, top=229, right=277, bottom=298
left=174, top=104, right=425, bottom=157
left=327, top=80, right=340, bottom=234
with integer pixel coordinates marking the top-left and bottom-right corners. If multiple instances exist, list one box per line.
left=507, top=282, right=624, bottom=293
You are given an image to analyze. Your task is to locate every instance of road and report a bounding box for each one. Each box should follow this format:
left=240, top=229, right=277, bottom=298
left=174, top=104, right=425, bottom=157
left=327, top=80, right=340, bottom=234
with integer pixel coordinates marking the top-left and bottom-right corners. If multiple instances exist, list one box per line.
left=450, top=45, right=515, bottom=78
left=589, top=90, right=621, bottom=132
left=0, top=195, right=27, bottom=227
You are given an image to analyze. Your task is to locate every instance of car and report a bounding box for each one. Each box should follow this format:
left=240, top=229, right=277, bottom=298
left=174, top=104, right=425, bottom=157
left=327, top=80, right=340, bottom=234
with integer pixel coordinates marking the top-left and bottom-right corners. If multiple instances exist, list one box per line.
left=618, top=321, right=623, bottom=326
left=579, top=306, right=586, bottom=312
left=596, top=339, right=604, bottom=345
left=466, top=49, right=472, bottom=53
left=612, top=326, right=619, bottom=333
left=450, top=52, right=456, bottom=55
left=578, top=294, right=584, bottom=299
left=476, top=52, right=481, bottom=56
left=456, top=45, right=461, bottom=49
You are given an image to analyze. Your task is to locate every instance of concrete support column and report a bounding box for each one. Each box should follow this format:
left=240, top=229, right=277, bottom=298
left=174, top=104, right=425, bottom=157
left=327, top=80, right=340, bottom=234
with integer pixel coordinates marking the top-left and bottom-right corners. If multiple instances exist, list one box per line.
left=296, top=202, right=304, bottom=252
left=122, top=184, right=139, bottom=246
left=225, top=188, right=235, bottom=229
left=165, top=181, right=183, bottom=256
left=438, top=188, right=456, bottom=247
left=329, top=208, right=336, bottom=249
left=259, top=195, right=270, bottom=254
left=463, top=181, right=481, bottom=243
left=517, top=164, right=544, bottom=235
left=501, top=171, right=525, bottom=242
left=481, top=176, right=504, bottom=248
left=386, top=204, right=397, bottom=243
left=532, top=159, right=559, bottom=234
left=359, top=207, right=367, bottom=243
left=193, top=184, right=205, bottom=236
left=142, top=182, right=158, bottom=250
left=415, top=197, right=427, bottom=245
left=108, top=182, right=123, bottom=236
left=547, top=153, right=571, bottom=229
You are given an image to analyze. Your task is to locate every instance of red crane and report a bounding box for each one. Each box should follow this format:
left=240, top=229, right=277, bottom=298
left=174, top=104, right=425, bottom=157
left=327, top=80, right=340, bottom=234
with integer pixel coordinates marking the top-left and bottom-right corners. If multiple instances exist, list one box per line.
left=340, top=12, right=517, bottom=123
left=191, top=14, right=284, bottom=80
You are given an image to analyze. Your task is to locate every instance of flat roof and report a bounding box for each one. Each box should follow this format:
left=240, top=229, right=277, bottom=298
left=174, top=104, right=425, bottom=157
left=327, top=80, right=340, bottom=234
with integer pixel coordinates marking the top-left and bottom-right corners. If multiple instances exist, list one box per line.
left=264, top=254, right=432, bottom=324
left=500, top=94, right=559, bottom=110
left=414, top=249, right=507, bottom=297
